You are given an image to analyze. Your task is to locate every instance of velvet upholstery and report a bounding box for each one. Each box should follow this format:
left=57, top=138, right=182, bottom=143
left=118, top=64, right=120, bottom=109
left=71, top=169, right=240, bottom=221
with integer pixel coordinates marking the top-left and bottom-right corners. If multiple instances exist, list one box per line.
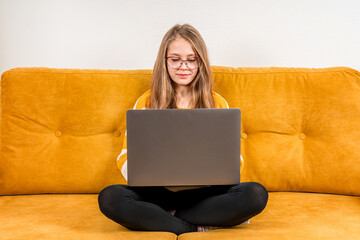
left=0, top=194, right=177, bottom=240
left=0, top=193, right=359, bottom=239
left=0, top=67, right=359, bottom=239
left=179, top=192, right=360, bottom=240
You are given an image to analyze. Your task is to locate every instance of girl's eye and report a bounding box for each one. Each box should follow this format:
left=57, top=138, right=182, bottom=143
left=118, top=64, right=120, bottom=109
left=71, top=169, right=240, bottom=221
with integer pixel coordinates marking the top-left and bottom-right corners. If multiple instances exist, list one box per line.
left=187, top=58, right=196, bottom=63
left=170, top=58, right=180, bottom=62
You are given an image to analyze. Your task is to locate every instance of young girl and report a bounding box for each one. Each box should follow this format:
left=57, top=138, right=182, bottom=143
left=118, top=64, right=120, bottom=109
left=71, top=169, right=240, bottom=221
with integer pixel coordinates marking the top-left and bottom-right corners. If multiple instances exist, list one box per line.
left=98, top=24, right=268, bottom=235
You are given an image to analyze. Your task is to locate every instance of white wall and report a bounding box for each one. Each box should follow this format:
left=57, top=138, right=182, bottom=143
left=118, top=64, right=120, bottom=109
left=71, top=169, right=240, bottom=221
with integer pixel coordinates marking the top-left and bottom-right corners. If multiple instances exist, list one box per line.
left=1, top=0, right=359, bottom=75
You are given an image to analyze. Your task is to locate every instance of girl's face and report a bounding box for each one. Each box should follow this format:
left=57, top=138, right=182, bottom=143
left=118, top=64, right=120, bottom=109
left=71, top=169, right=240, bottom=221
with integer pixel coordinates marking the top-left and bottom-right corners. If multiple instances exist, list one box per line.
left=166, top=37, right=199, bottom=88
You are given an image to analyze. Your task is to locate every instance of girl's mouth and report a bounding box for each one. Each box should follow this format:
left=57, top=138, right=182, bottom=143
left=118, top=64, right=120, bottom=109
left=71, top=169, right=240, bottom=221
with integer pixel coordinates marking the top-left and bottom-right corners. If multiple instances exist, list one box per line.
left=177, top=74, right=189, bottom=79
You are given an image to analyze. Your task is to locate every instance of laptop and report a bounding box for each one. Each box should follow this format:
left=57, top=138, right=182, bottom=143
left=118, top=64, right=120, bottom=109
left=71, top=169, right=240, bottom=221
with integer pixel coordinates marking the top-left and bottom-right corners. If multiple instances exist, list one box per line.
left=126, top=108, right=241, bottom=187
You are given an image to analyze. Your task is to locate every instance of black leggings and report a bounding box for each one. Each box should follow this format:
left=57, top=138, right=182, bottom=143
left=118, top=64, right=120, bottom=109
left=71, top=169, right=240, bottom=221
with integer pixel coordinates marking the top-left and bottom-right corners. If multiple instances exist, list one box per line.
left=98, top=182, right=268, bottom=235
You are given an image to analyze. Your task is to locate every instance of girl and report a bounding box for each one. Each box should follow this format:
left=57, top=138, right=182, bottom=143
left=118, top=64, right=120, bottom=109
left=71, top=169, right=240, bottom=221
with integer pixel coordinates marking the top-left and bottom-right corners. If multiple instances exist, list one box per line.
left=98, top=24, right=268, bottom=235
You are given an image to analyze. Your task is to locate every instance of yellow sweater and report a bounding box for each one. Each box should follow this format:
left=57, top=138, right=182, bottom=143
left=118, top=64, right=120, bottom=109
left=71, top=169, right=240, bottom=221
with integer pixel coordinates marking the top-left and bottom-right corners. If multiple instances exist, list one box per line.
left=116, top=89, right=244, bottom=191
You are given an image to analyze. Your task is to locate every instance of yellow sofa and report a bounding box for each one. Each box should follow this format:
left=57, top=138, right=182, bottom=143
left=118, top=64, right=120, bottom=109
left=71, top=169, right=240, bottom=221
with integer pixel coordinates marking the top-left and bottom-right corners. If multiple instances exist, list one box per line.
left=0, top=66, right=359, bottom=240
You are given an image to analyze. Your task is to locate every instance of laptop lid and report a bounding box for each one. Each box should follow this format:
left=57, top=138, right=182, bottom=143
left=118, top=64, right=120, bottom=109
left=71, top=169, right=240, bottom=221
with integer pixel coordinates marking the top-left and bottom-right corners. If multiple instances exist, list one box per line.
left=126, top=108, right=241, bottom=186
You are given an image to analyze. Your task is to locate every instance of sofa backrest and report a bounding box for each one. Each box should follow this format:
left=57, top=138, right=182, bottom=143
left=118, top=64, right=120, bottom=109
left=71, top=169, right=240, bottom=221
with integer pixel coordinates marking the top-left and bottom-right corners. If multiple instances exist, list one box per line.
left=1, top=67, right=359, bottom=196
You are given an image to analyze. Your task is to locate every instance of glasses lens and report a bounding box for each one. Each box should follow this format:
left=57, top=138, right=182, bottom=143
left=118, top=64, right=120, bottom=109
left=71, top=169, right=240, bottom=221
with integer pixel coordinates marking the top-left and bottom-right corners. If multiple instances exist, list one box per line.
left=167, top=57, right=199, bottom=69
left=186, top=58, right=198, bottom=69
left=167, top=58, right=181, bottom=69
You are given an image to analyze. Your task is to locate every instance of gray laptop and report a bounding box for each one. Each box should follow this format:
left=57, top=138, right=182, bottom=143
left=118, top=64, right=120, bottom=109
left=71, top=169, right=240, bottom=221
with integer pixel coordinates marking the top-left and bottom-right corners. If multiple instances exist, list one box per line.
left=126, top=108, right=241, bottom=187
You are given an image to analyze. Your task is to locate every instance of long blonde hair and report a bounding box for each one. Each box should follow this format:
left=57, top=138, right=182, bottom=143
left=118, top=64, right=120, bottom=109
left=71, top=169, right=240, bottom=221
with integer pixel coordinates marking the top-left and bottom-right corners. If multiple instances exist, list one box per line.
left=149, top=24, right=215, bottom=109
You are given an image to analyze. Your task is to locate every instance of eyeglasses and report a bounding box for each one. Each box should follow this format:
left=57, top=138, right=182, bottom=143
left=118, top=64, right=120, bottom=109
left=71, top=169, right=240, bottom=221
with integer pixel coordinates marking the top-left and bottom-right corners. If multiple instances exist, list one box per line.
left=166, top=56, right=202, bottom=70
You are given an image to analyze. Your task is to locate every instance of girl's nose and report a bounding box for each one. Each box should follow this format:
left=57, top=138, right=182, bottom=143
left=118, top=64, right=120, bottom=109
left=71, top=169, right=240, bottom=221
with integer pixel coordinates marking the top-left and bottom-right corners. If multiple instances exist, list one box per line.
left=179, top=61, right=189, bottom=70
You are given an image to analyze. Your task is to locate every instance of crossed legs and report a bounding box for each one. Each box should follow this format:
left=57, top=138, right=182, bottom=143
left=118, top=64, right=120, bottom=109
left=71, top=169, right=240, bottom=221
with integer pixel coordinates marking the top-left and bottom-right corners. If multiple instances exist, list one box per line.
left=98, top=182, right=268, bottom=235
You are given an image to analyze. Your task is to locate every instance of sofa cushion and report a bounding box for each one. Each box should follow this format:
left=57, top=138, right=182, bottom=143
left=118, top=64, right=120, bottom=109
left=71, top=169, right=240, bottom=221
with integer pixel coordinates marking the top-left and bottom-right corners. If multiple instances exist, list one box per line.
left=0, top=193, right=177, bottom=240
left=0, top=192, right=358, bottom=240
left=179, top=192, right=360, bottom=240
left=212, top=66, right=360, bottom=195
left=0, top=68, right=151, bottom=195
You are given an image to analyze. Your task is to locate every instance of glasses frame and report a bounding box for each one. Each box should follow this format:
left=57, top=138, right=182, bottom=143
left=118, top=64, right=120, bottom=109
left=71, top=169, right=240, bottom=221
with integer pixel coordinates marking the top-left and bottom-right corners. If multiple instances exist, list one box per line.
left=165, top=56, right=202, bottom=70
